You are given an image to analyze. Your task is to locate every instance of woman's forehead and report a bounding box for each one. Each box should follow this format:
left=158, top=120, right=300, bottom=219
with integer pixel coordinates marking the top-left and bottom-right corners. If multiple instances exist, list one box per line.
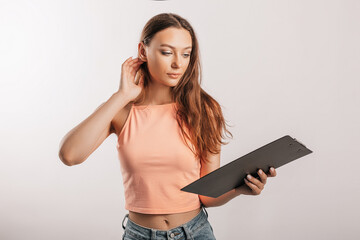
left=151, top=28, right=192, bottom=49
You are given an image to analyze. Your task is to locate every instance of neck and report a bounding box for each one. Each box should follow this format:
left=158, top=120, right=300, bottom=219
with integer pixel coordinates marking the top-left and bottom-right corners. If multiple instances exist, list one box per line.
left=143, top=80, right=174, bottom=105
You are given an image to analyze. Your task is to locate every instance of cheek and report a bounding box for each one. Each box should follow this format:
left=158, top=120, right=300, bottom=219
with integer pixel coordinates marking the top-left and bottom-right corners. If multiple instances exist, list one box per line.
left=147, top=61, right=168, bottom=80
left=148, top=57, right=168, bottom=73
left=184, top=61, right=190, bottom=70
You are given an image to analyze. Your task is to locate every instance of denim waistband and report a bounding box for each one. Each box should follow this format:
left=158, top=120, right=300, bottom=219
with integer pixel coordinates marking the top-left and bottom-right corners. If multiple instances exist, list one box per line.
left=122, top=206, right=209, bottom=239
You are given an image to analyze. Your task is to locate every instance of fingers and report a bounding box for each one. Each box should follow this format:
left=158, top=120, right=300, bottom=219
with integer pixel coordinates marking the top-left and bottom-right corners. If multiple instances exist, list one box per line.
left=257, top=169, right=267, bottom=185
left=245, top=173, right=264, bottom=192
left=243, top=167, right=277, bottom=195
left=130, top=58, right=145, bottom=71
left=123, top=57, right=145, bottom=77
left=244, top=178, right=261, bottom=195
left=128, top=57, right=144, bottom=69
left=267, top=167, right=277, bottom=177
left=123, top=57, right=144, bottom=67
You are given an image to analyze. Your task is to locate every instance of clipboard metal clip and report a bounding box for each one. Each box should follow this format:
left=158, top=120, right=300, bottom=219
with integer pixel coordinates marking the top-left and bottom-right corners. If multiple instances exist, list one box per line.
left=293, top=138, right=307, bottom=148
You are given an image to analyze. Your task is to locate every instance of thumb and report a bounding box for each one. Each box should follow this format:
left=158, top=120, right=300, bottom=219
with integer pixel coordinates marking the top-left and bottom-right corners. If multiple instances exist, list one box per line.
left=138, top=74, right=145, bottom=87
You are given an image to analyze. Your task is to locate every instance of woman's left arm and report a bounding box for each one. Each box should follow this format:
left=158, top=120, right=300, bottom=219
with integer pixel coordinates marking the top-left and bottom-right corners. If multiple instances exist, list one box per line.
left=198, top=148, right=277, bottom=208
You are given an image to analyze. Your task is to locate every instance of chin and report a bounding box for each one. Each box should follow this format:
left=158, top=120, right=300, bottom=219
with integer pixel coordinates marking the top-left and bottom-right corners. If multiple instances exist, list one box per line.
left=168, top=79, right=181, bottom=87
left=161, top=77, right=180, bottom=86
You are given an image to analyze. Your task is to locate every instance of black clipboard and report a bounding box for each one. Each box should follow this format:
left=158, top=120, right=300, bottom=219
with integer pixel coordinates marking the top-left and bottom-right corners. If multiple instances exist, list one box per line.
left=181, top=135, right=313, bottom=198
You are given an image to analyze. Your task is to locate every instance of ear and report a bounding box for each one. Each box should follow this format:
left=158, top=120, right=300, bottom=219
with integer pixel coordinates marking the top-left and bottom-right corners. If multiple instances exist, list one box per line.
left=138, top=42, right=148, bottom=62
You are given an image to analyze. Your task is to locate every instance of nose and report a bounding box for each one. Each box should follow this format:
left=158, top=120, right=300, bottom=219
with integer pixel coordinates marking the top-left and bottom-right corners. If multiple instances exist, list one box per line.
left=171, top=54, right=182, bottom=68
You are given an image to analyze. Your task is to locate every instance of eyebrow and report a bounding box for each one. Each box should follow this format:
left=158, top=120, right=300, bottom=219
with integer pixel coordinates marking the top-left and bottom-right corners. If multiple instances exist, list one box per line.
left=159, top=44, right=192, bottom=50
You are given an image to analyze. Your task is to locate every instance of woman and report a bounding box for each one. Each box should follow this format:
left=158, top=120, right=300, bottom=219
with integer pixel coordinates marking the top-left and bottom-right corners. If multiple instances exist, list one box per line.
left=59, top=13, right=277, bottom=240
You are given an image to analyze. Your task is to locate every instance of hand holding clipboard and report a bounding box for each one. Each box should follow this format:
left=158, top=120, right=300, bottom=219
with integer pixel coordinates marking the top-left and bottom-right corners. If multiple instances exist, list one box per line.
left=238, top=165, right=277, bottom=196
left=181, top=135, right=313, bottom=198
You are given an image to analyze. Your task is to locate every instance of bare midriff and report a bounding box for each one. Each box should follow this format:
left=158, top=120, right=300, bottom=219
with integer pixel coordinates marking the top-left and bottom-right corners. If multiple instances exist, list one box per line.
left=128, top=207, right=202, bottom=231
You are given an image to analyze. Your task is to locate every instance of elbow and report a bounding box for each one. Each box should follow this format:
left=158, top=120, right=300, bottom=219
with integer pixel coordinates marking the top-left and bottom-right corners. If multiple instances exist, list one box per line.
left=58, top=150, right=76, bottom=166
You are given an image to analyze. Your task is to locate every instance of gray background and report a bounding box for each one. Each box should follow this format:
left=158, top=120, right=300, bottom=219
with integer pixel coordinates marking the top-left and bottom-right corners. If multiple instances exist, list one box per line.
left=1, top=0, right=359, bottom=239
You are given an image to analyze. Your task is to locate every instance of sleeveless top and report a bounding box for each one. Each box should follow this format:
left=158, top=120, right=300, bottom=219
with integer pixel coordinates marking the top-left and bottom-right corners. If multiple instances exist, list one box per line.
left=116, top=102, right=202, bottom=214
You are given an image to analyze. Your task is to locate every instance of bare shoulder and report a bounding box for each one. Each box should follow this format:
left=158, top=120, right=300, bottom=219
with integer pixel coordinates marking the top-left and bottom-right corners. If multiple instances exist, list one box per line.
left=111, top=102, right=133, bottom=136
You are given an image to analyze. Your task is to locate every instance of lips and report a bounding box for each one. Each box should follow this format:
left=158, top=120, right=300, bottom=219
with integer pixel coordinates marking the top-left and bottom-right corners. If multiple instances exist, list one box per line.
left=167, top=73, right=181, bottom=78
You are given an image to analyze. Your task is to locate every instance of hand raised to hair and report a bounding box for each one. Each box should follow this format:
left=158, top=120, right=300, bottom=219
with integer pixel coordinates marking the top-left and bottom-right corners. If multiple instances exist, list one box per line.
left=118, top=56, right=145, bottom=102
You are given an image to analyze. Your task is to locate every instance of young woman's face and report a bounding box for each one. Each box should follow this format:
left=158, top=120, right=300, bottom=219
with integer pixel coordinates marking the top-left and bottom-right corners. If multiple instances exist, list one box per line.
left=140, top=27, right=192, bottom=87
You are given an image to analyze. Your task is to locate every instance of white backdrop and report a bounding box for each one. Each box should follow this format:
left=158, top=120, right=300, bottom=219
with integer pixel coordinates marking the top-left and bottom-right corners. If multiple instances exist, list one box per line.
left=1, top=0, right=359, bottom=239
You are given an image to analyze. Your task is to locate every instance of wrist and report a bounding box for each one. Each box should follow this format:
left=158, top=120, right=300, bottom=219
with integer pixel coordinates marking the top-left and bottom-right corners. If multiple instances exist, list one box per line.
left=114, top=90, right=132, bottom=103
left=234, top=187, right=243, bottom=196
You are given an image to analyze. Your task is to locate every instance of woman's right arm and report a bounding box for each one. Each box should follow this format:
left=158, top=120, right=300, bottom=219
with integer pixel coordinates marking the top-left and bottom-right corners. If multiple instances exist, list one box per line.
left=58, top=56, right=145, bottom=166
left=58, top=91, right=131, bottom=166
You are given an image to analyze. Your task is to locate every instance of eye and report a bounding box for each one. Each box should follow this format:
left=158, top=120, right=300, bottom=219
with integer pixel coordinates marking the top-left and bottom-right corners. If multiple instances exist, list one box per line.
left=161, top=51, right=191, bottom=58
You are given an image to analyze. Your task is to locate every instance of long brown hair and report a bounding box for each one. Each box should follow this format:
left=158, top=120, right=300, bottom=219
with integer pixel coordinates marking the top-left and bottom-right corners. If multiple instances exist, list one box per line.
left=133, top=13, right=233, bottom=164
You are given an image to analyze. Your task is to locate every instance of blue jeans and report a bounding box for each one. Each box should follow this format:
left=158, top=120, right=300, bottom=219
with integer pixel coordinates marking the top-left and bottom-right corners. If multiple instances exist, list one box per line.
left=121, top=206, right=216, bottom=240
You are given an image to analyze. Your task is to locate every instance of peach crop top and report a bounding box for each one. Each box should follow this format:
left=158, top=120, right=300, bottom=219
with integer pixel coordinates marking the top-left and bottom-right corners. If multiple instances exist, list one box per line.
left=116, top=102, right=202, bottom=214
